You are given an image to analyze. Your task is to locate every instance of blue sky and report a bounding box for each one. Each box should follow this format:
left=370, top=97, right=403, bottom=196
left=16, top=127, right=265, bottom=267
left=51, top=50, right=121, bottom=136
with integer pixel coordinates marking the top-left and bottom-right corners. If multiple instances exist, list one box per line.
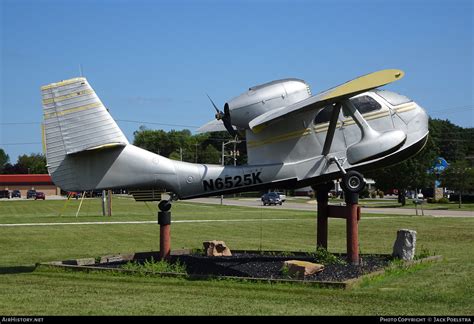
left=1, top=0, right=472, bottom=162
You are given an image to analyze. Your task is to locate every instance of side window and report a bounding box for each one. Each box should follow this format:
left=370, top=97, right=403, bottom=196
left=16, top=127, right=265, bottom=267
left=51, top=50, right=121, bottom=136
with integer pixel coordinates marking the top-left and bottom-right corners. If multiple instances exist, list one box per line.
left=343, top=95, right=381, bottom=117
left=314, top=105, right=333, bottom=124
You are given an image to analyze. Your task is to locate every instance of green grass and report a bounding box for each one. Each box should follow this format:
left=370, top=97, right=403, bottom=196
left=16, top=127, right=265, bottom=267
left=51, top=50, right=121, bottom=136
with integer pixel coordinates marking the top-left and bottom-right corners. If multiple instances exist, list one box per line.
left=328, top=198, right=474, bottom=210
left=0, top=198, right=472, bottom=315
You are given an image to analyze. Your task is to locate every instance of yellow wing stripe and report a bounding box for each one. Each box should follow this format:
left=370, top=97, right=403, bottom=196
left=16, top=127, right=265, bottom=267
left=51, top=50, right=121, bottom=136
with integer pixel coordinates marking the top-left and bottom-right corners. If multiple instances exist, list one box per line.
left=247, top=127, right=312, bottom=148
left=319, top=69, right=404, bottom=101
left=249, top=104, right=416, bottom=148
left=43, top=102, right=102, bottom=120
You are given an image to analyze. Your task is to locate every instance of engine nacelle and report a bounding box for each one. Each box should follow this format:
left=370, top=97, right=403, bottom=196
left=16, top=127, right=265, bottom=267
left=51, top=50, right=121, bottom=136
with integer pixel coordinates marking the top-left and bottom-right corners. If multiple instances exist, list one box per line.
left=225, top=78, right=311, bottom=129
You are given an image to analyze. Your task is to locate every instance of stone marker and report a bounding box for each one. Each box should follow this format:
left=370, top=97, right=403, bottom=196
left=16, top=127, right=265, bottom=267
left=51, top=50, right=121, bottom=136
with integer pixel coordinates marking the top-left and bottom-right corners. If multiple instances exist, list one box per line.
left=392, top=229, right=417, bottom=260
left=63, top=258, right=96, bottom=266
left=203, top=240, right=232, bottom=257
left=283, top=260, right=324, bottom=278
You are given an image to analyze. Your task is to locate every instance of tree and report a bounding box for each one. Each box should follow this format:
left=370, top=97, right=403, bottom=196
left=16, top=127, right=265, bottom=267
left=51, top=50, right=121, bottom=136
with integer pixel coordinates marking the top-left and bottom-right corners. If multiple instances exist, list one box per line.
left=440, top=160, right=474, bottom=208
left=429, top=119, right=473, bottom=163
left=15, top=153, right=47, bottom=174
left=366, top=118, right=473, bottom=205
left=132, top=127, right=248, bottom=164
left=366, top=133, right=437, bottom=205
left=0, top=149, right=10, bottom=173
left=199, top=145, right=221, bottom=164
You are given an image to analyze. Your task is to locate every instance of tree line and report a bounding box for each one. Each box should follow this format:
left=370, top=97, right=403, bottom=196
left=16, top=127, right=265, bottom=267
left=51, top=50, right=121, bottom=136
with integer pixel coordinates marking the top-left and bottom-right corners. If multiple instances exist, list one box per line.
left=365, top=118, right=474, bottom=205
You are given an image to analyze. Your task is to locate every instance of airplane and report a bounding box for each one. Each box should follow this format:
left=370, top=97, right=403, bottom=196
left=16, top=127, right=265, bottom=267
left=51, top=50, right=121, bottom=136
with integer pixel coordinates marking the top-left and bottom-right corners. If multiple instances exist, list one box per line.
left=40, top=69, right=429, bottom=209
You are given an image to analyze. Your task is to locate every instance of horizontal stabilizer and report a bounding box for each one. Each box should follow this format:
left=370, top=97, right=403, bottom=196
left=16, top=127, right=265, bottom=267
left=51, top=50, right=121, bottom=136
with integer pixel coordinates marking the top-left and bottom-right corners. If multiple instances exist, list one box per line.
left=249, top=69, right=404, bottom=133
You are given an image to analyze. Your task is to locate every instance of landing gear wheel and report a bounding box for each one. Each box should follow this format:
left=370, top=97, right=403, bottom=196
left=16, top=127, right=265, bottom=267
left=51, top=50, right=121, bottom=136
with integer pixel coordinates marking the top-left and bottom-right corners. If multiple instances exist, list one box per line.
left=158, top=200, right=172, bottom=212
left=342, top=171, right=366, bottom=193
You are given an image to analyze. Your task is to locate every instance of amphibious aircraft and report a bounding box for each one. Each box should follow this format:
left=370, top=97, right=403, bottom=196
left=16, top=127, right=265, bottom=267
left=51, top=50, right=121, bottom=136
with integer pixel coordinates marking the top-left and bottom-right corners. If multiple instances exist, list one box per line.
left=40, top=69, right=429, bottom=204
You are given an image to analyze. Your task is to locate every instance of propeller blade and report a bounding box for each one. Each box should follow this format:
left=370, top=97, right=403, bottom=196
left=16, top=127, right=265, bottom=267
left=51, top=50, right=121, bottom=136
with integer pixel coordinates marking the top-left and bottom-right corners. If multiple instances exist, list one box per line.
left=223, top=118, right=238, bottom=138
left=205, top=93, right=237, bottom=137
left=206, top=94, right=220, bottom=114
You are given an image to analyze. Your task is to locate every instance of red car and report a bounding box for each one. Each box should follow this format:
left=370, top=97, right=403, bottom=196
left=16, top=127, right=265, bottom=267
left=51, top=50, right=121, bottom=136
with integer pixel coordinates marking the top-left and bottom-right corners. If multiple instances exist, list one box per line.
left=35, top=192, right=45, bottom=200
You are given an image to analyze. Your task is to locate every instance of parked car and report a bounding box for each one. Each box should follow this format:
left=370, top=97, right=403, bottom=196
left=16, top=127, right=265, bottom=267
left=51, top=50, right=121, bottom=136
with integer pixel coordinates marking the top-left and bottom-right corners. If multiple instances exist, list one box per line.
left=27, top=190, right=37, bottom=199
left=274, top=191, right=287, bottom=202
left=11, top=190, right=21, bottom=198
left=261, top=192, right=283, bottom=206
left=35, top=192, right=45, bottom=200
left=0, top=190, right=10, bottom=199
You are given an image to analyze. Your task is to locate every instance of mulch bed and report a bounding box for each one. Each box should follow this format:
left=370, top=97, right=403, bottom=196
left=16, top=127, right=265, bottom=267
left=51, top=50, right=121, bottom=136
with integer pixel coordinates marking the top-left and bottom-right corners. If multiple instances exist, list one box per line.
left=170, top=253, right=391, bottom=282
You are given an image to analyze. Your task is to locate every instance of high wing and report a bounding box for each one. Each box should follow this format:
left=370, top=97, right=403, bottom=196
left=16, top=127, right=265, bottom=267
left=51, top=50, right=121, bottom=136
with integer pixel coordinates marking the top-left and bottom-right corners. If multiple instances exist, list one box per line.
left=197, top=119, right=237, bottom=133
left=249, top=69, right=404, bottom=133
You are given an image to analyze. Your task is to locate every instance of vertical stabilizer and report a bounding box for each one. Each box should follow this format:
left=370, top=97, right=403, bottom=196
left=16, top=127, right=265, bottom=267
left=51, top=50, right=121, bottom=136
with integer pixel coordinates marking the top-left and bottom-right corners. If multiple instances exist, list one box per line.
left=41, top=77, right=128, bottom=189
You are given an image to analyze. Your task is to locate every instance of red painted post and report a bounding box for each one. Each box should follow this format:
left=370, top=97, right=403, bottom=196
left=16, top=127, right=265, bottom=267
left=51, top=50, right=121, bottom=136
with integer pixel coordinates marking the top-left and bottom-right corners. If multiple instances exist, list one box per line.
left=345, top=197, right=359, bottom=265
left=316, top=185, right=330, bottom=249
left=158, top=211, right=171, bottom=260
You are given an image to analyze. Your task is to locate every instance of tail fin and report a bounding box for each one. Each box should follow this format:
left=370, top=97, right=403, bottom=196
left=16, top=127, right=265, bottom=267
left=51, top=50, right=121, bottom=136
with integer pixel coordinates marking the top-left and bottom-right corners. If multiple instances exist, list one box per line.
left=41, top=77, right=128, bottom=189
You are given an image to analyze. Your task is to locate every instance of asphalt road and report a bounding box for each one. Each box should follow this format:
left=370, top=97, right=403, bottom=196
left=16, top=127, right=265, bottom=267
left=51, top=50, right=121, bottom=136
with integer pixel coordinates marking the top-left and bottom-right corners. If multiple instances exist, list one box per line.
left=186, top=197, right=474, bottom=218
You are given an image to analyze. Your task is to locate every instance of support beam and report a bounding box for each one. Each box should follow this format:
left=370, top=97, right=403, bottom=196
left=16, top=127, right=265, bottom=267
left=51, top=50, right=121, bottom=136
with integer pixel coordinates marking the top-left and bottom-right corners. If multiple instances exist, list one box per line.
left=315, top=182, right=332, bottom=249
left=315, top=183, right=361, bottom=265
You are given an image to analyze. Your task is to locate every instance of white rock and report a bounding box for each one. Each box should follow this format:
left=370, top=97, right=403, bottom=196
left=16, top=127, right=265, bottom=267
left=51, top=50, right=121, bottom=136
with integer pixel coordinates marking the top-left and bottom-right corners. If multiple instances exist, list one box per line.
left=392, top=229, right=417, bottom=260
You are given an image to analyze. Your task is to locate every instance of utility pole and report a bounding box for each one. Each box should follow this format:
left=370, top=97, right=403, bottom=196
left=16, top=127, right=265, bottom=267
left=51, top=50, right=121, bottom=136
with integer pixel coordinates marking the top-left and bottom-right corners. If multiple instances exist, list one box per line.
left=107, top=189, right=112, bottom=216
left=221, top=137, right=241, bottom=205
left=221, top=141, right=225, bottom=205
left=233, top=140, right=237, bottom=166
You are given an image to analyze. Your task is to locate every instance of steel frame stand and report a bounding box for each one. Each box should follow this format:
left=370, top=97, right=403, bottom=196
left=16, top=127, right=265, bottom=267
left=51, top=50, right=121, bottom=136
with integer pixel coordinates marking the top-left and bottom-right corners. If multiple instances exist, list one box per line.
left=316, top=182, right=360, bottom=265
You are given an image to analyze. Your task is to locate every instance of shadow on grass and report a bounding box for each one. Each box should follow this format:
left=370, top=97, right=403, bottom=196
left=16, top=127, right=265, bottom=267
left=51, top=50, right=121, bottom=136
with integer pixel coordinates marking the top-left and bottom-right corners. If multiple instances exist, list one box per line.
left=0, top=265, right=36, bottom=275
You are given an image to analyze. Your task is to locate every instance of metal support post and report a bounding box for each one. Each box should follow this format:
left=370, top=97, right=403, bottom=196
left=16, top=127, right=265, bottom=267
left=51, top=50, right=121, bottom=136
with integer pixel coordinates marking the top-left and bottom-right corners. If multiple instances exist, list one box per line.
left=158, top=201, right=172, bottom=260
left=315, top=183, right=331, bottom=249
left=158, top=211, right=171, bottom=260
left=345, top=192, right=360, bottom=265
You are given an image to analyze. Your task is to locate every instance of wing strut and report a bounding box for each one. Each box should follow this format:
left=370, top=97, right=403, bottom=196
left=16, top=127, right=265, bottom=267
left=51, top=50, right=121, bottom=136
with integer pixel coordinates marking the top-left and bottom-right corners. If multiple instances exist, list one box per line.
left=321, top=103, right=342, bottom=156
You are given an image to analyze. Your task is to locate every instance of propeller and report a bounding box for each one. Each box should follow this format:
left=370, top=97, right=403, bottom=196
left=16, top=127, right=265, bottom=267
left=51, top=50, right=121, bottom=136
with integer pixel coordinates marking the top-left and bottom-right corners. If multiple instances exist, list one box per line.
left=206, top=94, right=238, bottom=137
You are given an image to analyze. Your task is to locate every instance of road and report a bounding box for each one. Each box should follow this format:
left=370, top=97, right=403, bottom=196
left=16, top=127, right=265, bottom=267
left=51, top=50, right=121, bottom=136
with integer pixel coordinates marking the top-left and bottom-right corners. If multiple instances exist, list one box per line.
left=186, top=197, right=474, bottom=218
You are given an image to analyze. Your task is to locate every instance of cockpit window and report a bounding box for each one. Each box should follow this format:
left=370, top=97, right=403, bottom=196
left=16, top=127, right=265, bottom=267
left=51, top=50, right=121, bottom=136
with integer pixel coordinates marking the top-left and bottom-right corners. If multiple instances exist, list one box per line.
left=314, top=105, right=333, bottom=124
left=343, top=95, right=382, bottom=117
left=373, top=89, right=412, bottom=106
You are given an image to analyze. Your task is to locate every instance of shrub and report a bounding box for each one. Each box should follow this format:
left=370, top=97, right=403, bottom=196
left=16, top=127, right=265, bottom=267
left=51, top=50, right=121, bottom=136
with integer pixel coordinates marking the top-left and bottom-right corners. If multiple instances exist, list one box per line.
left=310, top=247, right=346, bottom=265
left=377, top=190, right=384, bottom=198
left=437, top=197, right=450, bottom=204
left=122, top=257, right=187, bottom=275
left=359, top=188, right=370, bottom=199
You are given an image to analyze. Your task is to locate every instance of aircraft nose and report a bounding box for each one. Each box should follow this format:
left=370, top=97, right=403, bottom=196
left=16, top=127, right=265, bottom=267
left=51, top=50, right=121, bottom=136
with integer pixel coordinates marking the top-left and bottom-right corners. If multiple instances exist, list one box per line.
left=412, top=104, right=429, bottom=132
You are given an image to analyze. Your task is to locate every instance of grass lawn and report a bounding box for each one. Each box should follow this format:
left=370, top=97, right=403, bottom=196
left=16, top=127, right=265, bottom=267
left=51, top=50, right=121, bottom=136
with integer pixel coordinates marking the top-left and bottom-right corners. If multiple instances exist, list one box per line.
left=327, top=198, right=474, bottom=211
left=0, top=198, right=472, bottom=315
